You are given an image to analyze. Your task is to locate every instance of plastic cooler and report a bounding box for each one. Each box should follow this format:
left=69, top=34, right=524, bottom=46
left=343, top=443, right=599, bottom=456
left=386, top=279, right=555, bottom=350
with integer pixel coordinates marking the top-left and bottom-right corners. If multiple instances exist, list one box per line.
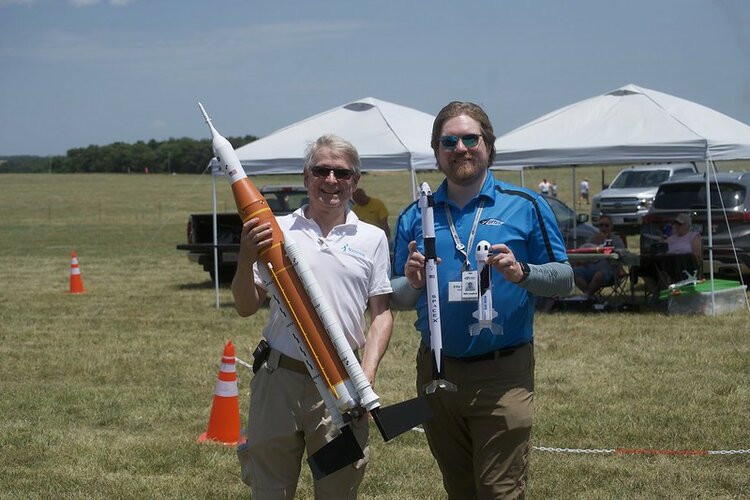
left=660, top=279, right=748, bottom=315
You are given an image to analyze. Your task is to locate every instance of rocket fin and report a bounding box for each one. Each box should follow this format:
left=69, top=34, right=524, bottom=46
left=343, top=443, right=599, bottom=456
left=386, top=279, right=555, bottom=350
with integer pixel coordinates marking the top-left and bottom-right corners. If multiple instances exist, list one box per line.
left=424, top=379, right=457, bottom=394
left=371, top=396, right=433, bottom=442
left=307, top=425, right=364, bottom=480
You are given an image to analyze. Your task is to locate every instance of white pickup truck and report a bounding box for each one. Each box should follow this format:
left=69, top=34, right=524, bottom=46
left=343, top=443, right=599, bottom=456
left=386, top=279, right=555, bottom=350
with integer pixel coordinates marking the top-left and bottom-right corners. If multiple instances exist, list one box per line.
left=591, top=163, right=699, bottom=234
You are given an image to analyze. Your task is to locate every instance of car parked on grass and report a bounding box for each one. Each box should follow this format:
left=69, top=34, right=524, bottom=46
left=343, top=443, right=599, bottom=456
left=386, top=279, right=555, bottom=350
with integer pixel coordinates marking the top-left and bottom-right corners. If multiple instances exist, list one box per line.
left=591, top=163, right=699, bottom=234
left=640, top=172, right=750, bottom=278
left=542, top=195, right=598, bottom=249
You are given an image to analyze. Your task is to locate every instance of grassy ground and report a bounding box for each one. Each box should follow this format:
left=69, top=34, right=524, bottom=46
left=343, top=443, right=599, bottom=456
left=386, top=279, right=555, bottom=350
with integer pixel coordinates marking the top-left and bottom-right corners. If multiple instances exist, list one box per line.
left=1, top=173, right=748, bottom=499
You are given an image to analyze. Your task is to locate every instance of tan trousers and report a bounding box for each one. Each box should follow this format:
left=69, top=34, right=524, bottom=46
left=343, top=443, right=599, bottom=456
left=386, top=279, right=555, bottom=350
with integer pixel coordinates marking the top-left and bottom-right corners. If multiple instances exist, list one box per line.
left=417, top=343, right=534, bottom=500
left=238, top=349, right=369, bottom=500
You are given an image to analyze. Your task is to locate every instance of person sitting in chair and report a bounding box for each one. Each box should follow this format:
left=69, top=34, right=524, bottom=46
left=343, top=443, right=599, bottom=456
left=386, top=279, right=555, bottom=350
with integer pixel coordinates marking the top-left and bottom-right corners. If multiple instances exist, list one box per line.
left=642, top=212, right=702, bottom=302
left=573, top=215, right=626, bottom=298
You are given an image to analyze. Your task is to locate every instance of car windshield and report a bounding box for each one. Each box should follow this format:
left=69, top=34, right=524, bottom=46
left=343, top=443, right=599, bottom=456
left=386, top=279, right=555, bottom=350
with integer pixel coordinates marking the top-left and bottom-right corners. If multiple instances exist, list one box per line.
left=544, top=197, right=573, bottom=227
left=653, top=182, right=746, bottom=209
left=610, top=170, right=671, bottom=188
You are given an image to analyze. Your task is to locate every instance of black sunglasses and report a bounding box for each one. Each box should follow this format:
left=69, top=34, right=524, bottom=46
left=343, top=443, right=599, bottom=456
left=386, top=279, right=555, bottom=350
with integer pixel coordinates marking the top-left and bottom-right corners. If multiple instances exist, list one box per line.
left=310, top=165, right=354, bottom=180
left=439, top=134, right=481, bottom=150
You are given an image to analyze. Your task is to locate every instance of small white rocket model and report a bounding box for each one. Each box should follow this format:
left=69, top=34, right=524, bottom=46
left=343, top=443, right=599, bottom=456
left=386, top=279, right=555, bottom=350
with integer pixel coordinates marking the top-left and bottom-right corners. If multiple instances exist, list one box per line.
left=419, top=182, right=456, bottom=394
left=470, top=240, right=503, bottom=336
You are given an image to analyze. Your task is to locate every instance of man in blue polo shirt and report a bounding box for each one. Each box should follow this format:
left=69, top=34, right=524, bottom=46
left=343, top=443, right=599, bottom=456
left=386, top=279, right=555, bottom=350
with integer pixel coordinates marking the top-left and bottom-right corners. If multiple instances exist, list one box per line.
left=392, top=101, right=573, bottom=498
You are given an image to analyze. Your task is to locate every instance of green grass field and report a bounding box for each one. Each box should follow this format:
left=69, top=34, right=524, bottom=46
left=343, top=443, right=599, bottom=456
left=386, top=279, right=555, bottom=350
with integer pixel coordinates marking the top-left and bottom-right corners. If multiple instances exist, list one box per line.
left=1, top=172, right=748, bottom=499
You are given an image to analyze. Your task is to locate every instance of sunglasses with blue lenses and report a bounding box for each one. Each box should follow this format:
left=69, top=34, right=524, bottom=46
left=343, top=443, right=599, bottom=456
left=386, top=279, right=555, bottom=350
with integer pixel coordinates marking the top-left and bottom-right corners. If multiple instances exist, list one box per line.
left=310, top=165, right=354, bottom=180
left=439, top=134, right=482, bottom=150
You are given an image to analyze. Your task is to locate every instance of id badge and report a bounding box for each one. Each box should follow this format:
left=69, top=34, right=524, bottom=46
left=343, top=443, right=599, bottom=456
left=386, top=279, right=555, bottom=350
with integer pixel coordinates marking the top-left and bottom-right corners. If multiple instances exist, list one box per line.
left=461, top=270, right=479, bottom=301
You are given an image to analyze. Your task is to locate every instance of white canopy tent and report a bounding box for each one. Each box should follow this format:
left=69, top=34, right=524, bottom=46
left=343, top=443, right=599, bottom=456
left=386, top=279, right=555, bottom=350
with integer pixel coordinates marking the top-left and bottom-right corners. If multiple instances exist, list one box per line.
left=493, top=83, right=750, bottom=314
left=206, top=97, right=437, bottom=306
left=212, top=96, right=437, bottom=190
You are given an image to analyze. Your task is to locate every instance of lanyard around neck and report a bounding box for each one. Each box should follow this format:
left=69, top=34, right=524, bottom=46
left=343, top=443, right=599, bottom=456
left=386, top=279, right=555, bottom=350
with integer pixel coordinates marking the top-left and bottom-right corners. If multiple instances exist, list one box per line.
left=444, top=199, right=485, bottom=271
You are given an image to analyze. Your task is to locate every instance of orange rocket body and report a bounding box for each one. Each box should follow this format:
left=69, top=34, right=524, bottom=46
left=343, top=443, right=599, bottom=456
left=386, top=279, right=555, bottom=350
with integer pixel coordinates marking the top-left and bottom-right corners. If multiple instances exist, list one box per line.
left=230, top=178, right=351, bottom=397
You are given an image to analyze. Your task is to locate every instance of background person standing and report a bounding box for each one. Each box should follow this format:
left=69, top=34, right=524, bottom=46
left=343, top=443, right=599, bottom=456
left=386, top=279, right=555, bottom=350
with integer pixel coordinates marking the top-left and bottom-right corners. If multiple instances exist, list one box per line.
left=580, top=178, right=590, bottom=205
left=352, top=187, right=391, bottom=239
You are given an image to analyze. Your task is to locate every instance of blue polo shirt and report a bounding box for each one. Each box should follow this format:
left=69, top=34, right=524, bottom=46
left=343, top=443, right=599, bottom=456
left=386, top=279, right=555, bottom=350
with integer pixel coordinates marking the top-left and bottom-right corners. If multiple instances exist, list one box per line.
left=393, top=173, right=568, bottom=357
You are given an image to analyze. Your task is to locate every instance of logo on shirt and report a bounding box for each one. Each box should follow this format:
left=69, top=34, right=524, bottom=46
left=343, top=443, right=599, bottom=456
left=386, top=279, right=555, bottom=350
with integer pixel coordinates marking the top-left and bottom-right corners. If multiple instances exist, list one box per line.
left=341, top=243, right=367, bottom=259
left=480, top=218, right=505, bottom=226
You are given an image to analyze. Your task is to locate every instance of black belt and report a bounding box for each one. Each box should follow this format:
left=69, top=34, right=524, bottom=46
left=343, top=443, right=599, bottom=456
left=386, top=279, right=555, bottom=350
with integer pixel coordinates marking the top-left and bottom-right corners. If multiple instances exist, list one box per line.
left=277, top=352, right=308, bottom=375
left=441, top=342, right=529, bottom=363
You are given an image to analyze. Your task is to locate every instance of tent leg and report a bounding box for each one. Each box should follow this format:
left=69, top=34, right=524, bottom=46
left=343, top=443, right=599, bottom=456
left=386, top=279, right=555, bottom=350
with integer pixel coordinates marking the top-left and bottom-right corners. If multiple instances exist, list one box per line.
left=212, top=172, right=220, bottom=309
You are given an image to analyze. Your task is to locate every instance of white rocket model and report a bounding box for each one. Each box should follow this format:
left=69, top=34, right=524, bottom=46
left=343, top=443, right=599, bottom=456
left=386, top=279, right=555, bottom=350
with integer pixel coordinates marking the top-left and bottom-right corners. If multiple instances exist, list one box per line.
left=419, top=182, right=456, bottom=394
left=470, top=240, right=503, bottom=336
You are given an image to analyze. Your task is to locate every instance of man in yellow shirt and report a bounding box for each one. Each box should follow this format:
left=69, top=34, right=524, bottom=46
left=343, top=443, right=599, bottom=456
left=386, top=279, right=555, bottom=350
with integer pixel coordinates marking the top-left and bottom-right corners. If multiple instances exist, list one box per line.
left=352, top=188, right=390, bottom=239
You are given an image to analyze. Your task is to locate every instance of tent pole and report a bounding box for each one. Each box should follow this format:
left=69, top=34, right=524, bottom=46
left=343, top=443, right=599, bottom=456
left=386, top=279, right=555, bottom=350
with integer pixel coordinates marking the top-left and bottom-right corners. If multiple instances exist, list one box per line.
left=410, top=164, right=418, bottom=201
left=572, top=166, right=577, bottom=245
left=212, top=167, right=220, bottom=309
left=705, top=157, right=716, bottom=316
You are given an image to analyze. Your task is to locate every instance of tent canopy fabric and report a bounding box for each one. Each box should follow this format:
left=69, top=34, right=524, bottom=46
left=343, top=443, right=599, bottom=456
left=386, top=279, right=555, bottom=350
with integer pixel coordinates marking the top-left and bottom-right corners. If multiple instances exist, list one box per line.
left=216, top=97, right=437, bottom=175
left=493, top=84, right=750, bottom=167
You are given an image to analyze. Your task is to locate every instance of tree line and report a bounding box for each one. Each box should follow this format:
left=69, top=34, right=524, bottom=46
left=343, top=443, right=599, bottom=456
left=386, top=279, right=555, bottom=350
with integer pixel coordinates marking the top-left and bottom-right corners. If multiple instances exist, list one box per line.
left=0, top=135, right=257, bottom=174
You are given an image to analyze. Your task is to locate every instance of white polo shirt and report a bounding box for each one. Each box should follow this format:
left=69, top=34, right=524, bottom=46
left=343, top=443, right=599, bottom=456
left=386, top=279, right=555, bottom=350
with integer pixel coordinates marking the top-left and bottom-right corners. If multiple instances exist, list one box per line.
left=253, top=207, right=392, bottom=359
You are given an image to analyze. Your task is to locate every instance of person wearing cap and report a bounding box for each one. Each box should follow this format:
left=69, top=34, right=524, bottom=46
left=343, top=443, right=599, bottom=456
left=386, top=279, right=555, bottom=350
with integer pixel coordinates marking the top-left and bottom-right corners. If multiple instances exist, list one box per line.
left=390, top=101, right=573, bottom=498
left=642, top=212, right=702, bottom=302
left=573, top=214, right=627, bottom=298
left=667, top=213, right=702, bottom=260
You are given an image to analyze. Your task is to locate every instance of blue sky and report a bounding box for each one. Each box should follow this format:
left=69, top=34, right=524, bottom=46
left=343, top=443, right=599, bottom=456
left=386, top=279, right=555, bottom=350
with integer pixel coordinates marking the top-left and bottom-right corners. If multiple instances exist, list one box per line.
left=1, top=0, right=749, bottom=156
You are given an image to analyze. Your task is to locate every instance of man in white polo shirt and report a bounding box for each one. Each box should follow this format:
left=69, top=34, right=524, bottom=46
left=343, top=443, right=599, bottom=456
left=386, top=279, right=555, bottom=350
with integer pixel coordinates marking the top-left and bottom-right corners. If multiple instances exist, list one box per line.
left=231, top=134, right=393, bottom=499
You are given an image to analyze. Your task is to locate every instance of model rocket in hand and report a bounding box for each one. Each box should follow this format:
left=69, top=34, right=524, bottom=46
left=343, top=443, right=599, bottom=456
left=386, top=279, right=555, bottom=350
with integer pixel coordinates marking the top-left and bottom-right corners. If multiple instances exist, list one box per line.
left=198, top=103, right=430, bottom=479
left=470, top=240, right=503, bottom=336
left=419, top=182, right=456, bottom=394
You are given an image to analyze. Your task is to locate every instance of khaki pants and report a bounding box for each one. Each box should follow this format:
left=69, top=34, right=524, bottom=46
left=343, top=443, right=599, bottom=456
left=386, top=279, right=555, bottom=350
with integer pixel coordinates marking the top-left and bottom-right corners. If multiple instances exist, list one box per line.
left=238, top=349, right=369, bottom=500
left=417, top=343, right=534, bottom=500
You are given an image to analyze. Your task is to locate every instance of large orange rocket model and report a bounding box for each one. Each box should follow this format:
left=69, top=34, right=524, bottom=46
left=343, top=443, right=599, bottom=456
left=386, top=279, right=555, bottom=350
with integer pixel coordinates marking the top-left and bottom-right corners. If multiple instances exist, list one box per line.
left=198, top=103, right=430, bottom=479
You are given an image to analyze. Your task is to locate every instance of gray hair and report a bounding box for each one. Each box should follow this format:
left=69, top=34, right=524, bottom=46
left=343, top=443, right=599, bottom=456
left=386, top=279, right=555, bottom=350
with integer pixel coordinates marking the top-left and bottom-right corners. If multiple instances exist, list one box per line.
left=303, top=134, right=361, bottom=175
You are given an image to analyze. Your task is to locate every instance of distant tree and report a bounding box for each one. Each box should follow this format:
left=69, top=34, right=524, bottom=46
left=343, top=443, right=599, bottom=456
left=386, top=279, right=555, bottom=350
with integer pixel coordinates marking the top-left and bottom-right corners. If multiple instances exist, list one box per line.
left=1, top=134, right=258, bottom=174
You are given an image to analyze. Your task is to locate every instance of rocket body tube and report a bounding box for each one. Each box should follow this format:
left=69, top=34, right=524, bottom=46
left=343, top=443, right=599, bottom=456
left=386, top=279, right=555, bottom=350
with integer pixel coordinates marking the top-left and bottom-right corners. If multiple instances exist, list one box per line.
left=284, top=231, right=380, bottom=411
left=419, top=182, right=456, bottom=394
left=198, top=102, right=358, bottom=417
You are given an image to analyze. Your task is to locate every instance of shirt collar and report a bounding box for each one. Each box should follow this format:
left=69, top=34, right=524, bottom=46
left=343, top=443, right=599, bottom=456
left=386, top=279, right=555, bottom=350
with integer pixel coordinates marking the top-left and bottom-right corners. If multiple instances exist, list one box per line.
left=291, top=205, right=358, bottom=231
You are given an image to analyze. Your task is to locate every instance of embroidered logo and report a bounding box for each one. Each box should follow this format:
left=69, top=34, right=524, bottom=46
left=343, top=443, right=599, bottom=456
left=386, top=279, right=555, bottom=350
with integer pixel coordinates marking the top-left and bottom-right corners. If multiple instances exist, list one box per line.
left=340, top=243, right=367, bottom=258
left=480, top=218, right=504, bottom=226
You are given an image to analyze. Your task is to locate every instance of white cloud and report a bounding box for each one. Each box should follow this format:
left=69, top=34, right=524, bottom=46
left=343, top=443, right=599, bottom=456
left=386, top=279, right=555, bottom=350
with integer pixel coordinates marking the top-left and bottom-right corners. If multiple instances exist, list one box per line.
left=68, top=0, right=99, bottom=6
left=0, top=0, right=34, bottom=6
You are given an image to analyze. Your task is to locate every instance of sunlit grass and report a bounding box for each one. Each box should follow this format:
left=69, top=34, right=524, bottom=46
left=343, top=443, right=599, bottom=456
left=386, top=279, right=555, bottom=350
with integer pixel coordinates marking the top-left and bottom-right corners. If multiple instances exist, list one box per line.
left=0, top=173, right=748, bottom=499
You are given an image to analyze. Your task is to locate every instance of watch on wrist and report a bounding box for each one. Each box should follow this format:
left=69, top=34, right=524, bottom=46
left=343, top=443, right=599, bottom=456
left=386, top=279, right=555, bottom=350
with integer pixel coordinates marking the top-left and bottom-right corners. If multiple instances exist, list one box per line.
left=518, top=261, right=531, bottom=283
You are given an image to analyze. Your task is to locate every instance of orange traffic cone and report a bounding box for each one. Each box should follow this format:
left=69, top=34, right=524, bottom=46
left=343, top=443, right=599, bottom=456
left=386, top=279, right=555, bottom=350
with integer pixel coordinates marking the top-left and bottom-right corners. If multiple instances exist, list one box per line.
left=198, top=340, right=245, bottom=445
left=68, top=251, right=85, bottom=294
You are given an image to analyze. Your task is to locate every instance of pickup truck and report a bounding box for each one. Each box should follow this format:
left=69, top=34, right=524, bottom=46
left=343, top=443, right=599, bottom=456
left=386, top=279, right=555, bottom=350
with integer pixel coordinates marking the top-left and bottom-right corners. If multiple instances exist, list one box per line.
left=591, top=163, right=699, bottom=234
left=176, top=185, right=308, bottom=283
